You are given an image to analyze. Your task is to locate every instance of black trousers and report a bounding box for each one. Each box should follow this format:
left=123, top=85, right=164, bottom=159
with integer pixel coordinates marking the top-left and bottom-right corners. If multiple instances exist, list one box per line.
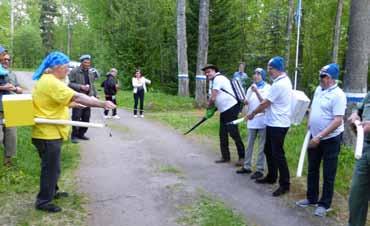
left=265, top=126, right=290, bottom=188
left=104, top=95, right=117, bottom=116
left=32, top=138, right=62, bottom=207
left=133, top=89, right=145, bottom=115
left=307, top=133, right=342, bottom=209
left=219, top=104, right=245, bottom=160
left=71, top=107, right=91, bottom=138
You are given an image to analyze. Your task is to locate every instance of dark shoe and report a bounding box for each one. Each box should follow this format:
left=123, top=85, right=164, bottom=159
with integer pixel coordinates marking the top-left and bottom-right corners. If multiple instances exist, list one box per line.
left=77, top=135, right=90, bottom=140
left=36, top=203, right=62, bottom=213
left=54, top=192, right=69, bottom=199
left=71, top=138, right=79, bottom=144
left=3, top=157, right=12, bottom=167
left=235, top=158, right=244, bottom=167
left=272, top=187, right=289, bottom=197
left=215, top=158, right=230, bottom=163
left=255, top=177, right=275, bottom=184
left=236, top=167, right=252, bottom=174
left=250, top=171, right=264, bottom=180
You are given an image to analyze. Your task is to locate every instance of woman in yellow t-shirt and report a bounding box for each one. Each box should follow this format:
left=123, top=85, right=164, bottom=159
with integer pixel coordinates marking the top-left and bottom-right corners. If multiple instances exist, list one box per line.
left=32, top=52, right=115, bottom=213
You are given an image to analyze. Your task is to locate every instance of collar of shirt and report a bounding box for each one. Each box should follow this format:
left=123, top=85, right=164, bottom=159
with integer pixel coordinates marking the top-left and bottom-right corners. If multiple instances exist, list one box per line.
left=272, top=73, right=287, bottom=83
left=321, top=83, right=338, bottom=92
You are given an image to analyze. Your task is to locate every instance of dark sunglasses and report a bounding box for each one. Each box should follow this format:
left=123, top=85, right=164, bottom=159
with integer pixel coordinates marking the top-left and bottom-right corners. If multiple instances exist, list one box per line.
left=3, top=58, right=11, bottom=62
left=319, top=73, right=328, bottom=78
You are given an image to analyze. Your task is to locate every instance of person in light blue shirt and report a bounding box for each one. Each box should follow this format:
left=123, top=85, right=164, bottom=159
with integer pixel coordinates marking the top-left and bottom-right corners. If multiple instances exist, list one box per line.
left=296, top=63, right=346, bottom=217
left=232, top=62, right=249, bottom=91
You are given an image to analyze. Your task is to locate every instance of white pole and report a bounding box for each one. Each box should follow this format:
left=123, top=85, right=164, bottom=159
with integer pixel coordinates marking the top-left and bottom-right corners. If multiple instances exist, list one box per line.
left=34, top=118, right=105, bottom=128
left=293, top=0, right=302, bottom=90
left=10, top=0, right=14, bottom=53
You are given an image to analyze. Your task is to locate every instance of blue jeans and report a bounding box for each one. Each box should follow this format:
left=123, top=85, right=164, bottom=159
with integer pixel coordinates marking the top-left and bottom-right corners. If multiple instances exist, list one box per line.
left=307, top=133, right=342, bottom=209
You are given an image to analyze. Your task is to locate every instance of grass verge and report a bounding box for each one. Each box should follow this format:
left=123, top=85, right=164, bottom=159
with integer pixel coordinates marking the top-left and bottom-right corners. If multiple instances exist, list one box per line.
left=179, top=194, right=248, bottom=226
left=0, top=127, right=87, bottom=226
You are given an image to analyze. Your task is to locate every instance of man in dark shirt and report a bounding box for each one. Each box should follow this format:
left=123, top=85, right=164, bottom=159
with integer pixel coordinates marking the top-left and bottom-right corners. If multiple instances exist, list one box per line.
left=68, top=54, right=98, bottom=143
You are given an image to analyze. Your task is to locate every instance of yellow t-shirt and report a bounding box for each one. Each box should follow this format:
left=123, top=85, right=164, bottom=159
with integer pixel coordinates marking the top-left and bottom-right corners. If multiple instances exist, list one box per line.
left=32, top=74, right=75, bottom=140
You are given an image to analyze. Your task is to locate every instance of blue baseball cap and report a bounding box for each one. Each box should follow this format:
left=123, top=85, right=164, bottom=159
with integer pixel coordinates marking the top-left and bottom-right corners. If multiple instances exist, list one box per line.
left=254, top=68, right=267, bottom=80
left=268, top=56, right=285, bottom=72
left=320, top=63, right=339, bottom=80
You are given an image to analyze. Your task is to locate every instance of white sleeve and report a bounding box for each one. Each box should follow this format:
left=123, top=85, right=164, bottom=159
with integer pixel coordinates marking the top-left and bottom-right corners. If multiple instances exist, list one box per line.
left=332, top=91, right=347, bottom=116
left=266, top=83, right=281, bottom=103
left=212, top=76, right=223, bottom=91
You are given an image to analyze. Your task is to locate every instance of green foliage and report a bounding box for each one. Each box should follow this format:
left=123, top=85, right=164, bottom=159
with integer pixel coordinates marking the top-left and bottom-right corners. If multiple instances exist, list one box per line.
left=13, top=25, right=43, bottom=68
left=179, top=195, right=247, bottom=226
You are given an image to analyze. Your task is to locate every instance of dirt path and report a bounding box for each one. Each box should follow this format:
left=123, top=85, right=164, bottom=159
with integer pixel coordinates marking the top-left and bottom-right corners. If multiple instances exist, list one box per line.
left=77, top=109, right=340, bottom=226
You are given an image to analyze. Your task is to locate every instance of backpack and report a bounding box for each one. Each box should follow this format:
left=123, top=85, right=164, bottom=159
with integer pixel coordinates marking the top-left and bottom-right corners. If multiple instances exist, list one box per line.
left=218, top=75, right=246, bottom=105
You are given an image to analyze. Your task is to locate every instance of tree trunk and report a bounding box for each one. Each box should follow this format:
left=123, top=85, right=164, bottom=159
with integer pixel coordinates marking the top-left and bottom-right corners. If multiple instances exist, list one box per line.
left=285, top=0, right=294, bottom=73
left=343, top=0, right=370, bottom=145
left=195, top=0, right=209, bottom=107
left=177, top=0, right=189, bottom=96
left=332, top=0, right=344, bottom=63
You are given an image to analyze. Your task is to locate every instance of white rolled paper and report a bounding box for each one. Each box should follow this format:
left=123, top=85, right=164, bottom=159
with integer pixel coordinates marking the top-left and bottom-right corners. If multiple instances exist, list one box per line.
left=354, top=120, right=364, bottom=160
left=34, top=118, right=105, bottom=128
left=296, top=131, right=311, bottom=177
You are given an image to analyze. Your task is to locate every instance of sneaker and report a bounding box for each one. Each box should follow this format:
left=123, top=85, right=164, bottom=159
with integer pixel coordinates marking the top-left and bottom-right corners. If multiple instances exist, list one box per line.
left=103, top=115, right=110, bottom=119
left=140, top=114, right=144, bottom=118
left=255, top=177, right=275, bottom=184
left=77, top=135, right=90, bottom=140
left=296, top=199, right=317, bottom=208
left=272, top=186, right=289, bottom=197
left=250, top=171, right=264, bottom=180
left=36, top=203, right=62, bottom=213
left=314, top=206, right=331, bottom=217
left=236, top=167, right=252, bottom=174
left=134, top=115, right=138, bottom=118
left=3, top=157, right=12, bottom=167
left=112, top=115, right=120, bottom=119
left=71, top=137, right=79, bottom=144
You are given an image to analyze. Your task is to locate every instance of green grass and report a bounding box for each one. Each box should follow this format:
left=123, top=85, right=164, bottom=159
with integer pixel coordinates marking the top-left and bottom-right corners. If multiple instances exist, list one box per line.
left=179, top=194, right=247, bottom=226
left=159, top=164, right=183, bottom=175
left=0, top=127, right=86, bottom=226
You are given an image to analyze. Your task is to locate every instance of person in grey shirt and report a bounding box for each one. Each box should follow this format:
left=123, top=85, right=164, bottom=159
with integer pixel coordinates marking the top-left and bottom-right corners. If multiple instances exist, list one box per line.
left=0, top=47, right=23, bottom=166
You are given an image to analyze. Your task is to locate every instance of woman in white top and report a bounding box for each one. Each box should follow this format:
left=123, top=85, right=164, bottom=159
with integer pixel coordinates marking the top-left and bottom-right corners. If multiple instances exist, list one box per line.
left=132, top=69, right=151, bottom=117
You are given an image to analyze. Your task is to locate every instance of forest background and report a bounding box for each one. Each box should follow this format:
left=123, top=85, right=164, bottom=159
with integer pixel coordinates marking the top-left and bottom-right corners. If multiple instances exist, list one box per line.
left=0, top=0, right=362, bottom=96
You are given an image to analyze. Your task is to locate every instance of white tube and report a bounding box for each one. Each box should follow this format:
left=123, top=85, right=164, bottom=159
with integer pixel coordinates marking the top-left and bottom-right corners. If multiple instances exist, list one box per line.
left=231, top=118, right=245, bottom=125
left=34, top=118, right=105, bottom=128
left=296, top=131, right=310, bottom=177
left=354, top=120, right=364, bottom=160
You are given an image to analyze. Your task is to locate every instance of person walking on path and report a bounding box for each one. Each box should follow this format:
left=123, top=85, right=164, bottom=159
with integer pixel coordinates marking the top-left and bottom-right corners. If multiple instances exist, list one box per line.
left=0, top=46, right=23, bottom=166
left=68, top=54, right=98, bottom=143
left=246, top=56, right=292, bottom=197
left=102, top=68, right=119, bottom=119
left=203, top=64, right=245, bottom=166
left=32, top=51, right=115, bottom=213
left=132, top=69, right=151, bottom=118
left=347, top=93, right=370, bottom=226
left=295, top=63, right=346, bottom=217
left=232, top=62, right=250, bottom=92
left=236, top=68, right=270, bottom=180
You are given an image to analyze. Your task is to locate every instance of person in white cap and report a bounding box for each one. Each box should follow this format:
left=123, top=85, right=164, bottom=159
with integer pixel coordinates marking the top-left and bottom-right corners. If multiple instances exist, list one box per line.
left=68, top=54, right=97, bottom=143
left=236, top=68, right=270, bottom=180
left=296, top=63, right=346, bottom=217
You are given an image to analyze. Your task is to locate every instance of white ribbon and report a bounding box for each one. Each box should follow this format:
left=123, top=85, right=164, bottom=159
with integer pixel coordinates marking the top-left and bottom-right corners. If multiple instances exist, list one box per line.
left=354, top=120, right=364, bottom=160
left=296, top=131, right=310, bottom=177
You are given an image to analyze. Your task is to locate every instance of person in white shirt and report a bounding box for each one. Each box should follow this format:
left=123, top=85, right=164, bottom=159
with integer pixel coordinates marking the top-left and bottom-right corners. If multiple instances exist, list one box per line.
left=296, top=63, right=346, bottom=217
left=132, top=69, right=151, bottom=118
left=203, top=64, right=245, bottom=165
left=246, top=56, right=292, bottom=197
left=236, top=68, right=270, bottom=180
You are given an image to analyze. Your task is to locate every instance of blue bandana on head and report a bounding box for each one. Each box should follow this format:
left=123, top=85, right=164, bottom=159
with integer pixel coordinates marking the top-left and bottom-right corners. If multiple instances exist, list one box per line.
left=32, top=51, right=70, bottom=80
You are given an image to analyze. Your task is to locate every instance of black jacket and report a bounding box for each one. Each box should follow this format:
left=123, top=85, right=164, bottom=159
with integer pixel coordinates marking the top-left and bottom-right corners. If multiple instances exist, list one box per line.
left=101, top=76, right=117, bottom=96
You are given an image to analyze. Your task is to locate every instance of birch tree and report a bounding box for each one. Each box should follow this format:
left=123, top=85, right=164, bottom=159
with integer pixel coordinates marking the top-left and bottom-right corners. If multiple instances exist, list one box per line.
left=195, top=0, right=209, bottom=107
left=177, top=0, right=189, bottom=96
